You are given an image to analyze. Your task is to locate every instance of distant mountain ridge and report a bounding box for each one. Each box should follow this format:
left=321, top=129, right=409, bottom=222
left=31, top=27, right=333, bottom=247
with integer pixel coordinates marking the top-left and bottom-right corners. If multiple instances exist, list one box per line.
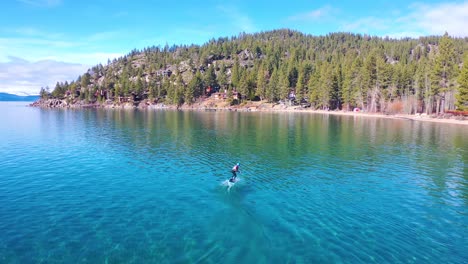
left=0, top=92, right=39, bottom=101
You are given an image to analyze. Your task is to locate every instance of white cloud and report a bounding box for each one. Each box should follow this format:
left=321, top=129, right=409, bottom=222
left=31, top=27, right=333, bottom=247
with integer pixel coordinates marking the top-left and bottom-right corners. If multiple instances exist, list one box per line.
left=288, top=6, right=334, bottom=21
left=341, top=17, right=390, bottom=33
left=42, top=52, right=123, bottom=65
left=384, top=31, right=426, bottom=39
left=406, top=2, right=468, bottom=37
left=217, top=5, right=256, bottom=33
left=8, top=27, right=64, bottom=39
left=340, top=1, right=468, bottom=38
left=0, top=56, right=89, bottom=95
left=87, top=31, right=123, bottom=42
left=16, top=0, right=62, bottom=7
left=0, top=26, right=125, bottom=94
left=0, top=27, right=124, bottom=65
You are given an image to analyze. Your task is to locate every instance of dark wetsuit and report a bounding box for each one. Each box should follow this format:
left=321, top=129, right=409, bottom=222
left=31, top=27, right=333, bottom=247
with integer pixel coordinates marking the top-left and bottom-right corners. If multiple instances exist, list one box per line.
left=231, top=165, right=239, bottom=180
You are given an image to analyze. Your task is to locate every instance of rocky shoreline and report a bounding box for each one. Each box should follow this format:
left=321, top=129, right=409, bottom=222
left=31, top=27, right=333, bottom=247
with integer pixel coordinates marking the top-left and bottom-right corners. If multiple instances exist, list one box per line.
left=30, top=98, right=468, bottom=125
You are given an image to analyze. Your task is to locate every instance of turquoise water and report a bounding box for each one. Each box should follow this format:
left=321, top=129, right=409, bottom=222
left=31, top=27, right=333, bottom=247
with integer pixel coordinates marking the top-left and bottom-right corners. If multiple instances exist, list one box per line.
left=0, top=102, right=467, bottom=263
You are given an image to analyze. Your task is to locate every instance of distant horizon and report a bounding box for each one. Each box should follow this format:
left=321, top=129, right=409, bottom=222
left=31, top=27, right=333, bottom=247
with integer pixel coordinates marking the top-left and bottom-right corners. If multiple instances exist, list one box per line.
left=0, top=91, right=38, bottom=96
left=0, top=91, right=40, bottom=98
left=1, top=0, right=467, bottom=95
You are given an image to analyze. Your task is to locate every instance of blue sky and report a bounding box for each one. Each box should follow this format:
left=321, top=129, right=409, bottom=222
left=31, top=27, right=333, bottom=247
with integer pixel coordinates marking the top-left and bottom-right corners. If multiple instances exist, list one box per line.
left=1, top=0, right=467, bottom=95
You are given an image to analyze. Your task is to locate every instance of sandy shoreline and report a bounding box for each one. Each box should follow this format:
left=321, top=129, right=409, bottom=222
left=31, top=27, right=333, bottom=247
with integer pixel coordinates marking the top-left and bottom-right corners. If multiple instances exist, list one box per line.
left=269, top=107, right=468, bottom=125
left=169, top=101, right=468, bottom=126
left=31, top=99, right=468, bottom=126
left=296, top=109, right=467, bottom=125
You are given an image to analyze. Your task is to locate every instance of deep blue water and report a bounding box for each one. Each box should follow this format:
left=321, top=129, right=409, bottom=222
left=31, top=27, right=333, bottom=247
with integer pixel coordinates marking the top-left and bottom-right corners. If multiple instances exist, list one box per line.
left=0, top=102, right=467, bottom=263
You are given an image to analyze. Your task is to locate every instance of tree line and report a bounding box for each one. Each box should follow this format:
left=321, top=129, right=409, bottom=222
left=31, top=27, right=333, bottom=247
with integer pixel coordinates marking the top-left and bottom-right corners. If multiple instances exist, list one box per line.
left=41, top=29, right=468, bottom=113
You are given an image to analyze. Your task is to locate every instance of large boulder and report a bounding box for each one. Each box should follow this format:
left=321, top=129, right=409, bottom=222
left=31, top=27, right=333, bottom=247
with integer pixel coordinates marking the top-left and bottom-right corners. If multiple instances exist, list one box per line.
left=238, top=49, right=254, bottom=60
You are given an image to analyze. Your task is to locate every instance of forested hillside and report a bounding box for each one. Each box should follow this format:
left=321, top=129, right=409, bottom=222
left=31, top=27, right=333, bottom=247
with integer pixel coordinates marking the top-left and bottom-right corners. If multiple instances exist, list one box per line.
left=41, top=29, right=468, bottom=113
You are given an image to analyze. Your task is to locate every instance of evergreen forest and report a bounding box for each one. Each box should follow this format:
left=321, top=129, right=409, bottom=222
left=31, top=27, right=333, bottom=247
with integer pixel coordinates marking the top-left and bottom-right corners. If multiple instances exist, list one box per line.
left=41, top=29, right=468, bottom=113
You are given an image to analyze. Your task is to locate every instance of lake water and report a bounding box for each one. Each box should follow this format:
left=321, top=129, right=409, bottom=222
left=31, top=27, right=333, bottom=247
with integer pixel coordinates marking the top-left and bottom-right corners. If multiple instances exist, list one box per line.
left=0, top=102, right=467, bottom=263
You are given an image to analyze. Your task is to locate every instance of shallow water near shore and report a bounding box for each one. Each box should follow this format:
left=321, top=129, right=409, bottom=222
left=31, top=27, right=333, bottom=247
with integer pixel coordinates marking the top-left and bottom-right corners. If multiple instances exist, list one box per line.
left=1, top=102, right=467, bottom=263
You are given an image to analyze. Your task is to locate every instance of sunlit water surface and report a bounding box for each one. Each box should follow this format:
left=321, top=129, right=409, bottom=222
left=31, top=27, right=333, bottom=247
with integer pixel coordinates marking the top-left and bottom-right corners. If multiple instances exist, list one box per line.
left=0, top=102, right=467, bottom=263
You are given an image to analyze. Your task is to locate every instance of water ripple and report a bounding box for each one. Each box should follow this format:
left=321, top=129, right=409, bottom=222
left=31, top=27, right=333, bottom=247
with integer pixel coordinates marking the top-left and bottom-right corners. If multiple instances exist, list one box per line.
left=0, top=105, right=467, bottom=263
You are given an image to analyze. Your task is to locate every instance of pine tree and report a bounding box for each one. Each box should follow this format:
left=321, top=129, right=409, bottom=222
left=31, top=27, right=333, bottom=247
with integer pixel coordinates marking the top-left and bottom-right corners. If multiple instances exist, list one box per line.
left=246, top=67, right=257, bottom=100
left=362, top=50, right=378, bottom=112
left=414, top=58, right=428, bottom=113
left=217, top=64, right=228, bottom=90
left=376, top=55, right=391, bottom=112
left=431, top=32, right=456, bottom=113
left=52, top=82, right=63, bottom=98
left=114, top=83, right=121, bottom=101
left=231, top=58, right=241, bottom=88
left=296, top=63, right=306, bottom=101
left=81, top=72, right=91, bottom=91
left=318, top=62, right=333, bottom=109
left=307, top=64, right=321, bottom=108
left=330, top=63, right=342, bottom=109
left=160, top=78, right=169, bottom=99
left=341, top=58, right=355, bottom=111
left=238, top=75, right=249, bottom=101
left=193, top=71, right=204, bottom=97
left=69, top=82, right=77, bottom=99
left=165, top=74, right=175, bottom=103
left=279, top=67, right=290, bottom=100
left=174, top=83, right=184, bottom=106
left=119, top=68, right=130, bottom=97
left=267, top=67, right=279, bottom=102
left=456, top=55, right=468, bottom=111
left=204, top=64, right=217, bottom=89
left=286, top=48, right=298, bottom=88
left=256, top=64, right=267, bottom=100
left=185, top=78, right=196, bottom=104
left=175, top=73, right=185, bottom=103
left=135, top=77, right=143, bottom=95
left=39, top=87, right=47, bottom=99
